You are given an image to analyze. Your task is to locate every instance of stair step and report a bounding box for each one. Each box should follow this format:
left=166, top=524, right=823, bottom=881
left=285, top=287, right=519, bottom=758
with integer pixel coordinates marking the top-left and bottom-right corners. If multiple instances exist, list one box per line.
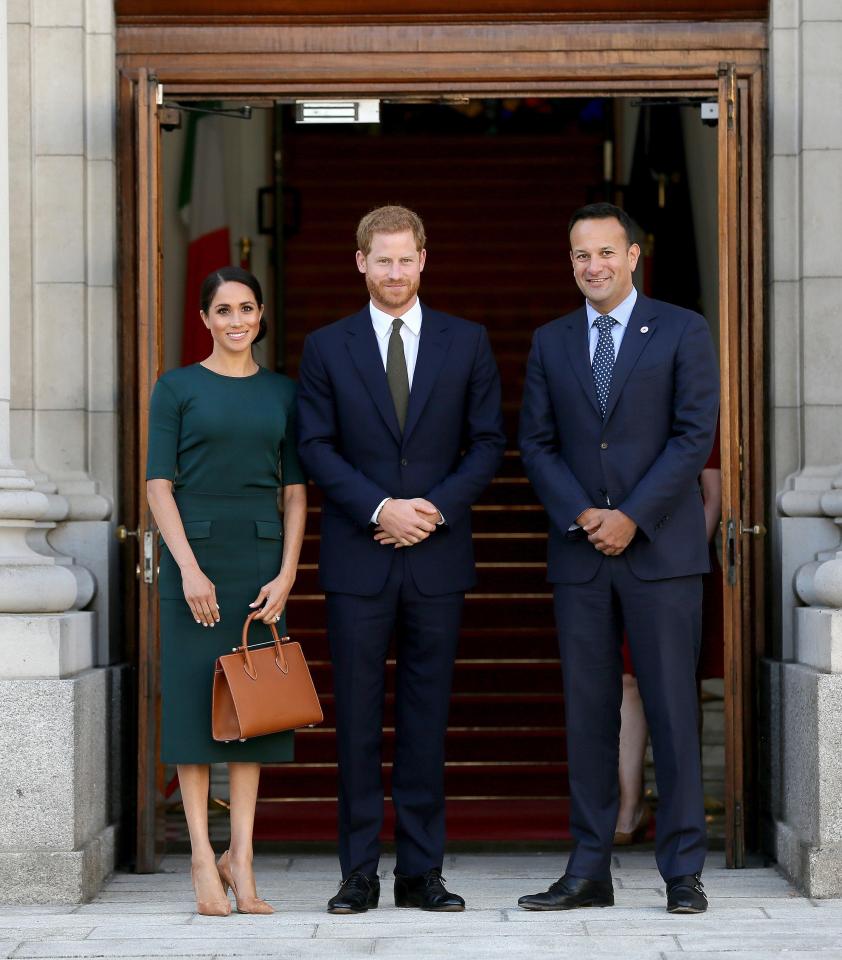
left=299, top=531, right=548, bottom=565
left=251, top=797, right=572, bottom=842
left=306, top=658, right=561, bottom=696
left=307, top=692, right=564, bottom=727
left=259, top=760, right=568, bottom=798
left=292, top=726, right=567, bottom=763
left=303, top=504, right=548, bottom=534
left=292, top=625, right=558, bottom=660
left=293, top=564, right=548, bottom=595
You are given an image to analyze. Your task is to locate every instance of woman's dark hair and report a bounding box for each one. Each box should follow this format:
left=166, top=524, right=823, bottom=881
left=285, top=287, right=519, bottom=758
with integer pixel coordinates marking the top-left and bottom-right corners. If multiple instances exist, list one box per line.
left=199, top=266, right=267, bottom=344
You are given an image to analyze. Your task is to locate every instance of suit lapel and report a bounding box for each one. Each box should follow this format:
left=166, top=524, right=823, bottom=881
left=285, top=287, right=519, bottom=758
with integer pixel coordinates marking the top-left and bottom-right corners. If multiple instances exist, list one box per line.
left=561, top=307, right=602, bottom=418
left=344, top=307, right=402, bottom=445
left=403, top=306, right=452, bottom=444
left=602, top=295, right=659, bottom=425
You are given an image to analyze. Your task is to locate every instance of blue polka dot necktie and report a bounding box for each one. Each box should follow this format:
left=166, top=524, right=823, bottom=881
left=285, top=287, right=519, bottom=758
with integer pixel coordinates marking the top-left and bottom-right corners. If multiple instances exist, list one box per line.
left=592, top=314, right=617, bottom=418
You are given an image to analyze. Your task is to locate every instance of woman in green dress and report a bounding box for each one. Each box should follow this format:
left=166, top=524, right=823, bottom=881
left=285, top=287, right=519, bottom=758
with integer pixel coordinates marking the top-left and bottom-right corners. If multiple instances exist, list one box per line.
left=146, top=267, right=307, bottom=916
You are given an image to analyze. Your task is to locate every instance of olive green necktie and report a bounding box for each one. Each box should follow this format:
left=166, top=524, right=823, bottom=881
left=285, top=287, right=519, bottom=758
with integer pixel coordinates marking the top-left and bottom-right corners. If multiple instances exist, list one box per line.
left=386, top=317, right=410, bottom=432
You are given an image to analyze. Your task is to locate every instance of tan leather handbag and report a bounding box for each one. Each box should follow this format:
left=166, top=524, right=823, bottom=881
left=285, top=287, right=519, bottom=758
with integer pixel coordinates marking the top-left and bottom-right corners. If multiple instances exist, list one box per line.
left=212, top=610, right=323, bottom=742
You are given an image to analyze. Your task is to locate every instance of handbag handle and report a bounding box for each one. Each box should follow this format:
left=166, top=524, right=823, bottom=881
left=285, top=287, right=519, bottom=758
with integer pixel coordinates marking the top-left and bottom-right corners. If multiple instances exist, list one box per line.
left=237, top=610, right=290, bottom=680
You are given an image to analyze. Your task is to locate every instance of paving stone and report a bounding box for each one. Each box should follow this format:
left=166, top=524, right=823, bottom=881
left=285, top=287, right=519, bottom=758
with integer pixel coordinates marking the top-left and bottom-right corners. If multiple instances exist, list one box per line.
left=13, top=940, right=373, bottom=958
left=371, top=937, right=669, bottom=959
left=72, top=903, right=197, bottom=916
left=314, top=917, right=584, bottom=939
left=10, top=852, right=841, bottom=960
left=664, top=955, right=842, bottom=960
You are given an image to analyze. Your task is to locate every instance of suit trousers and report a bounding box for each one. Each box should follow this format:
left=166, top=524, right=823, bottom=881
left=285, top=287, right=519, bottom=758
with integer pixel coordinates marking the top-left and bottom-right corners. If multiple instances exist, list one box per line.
left=553, top=554, right=707, bottom=882
left=326, top=550, right=463, bottom=879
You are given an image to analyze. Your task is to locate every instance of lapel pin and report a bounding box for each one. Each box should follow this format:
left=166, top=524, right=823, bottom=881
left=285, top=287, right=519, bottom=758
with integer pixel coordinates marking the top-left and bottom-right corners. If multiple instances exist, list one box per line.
left=640, top=326, right=649, bottom=333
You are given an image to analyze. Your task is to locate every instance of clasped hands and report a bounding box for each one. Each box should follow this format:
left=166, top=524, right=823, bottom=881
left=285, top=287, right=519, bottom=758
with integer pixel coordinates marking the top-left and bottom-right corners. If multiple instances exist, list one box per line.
left=576, top=507, right=637, bottom=557
left=374, top=497, right=441, bottom=549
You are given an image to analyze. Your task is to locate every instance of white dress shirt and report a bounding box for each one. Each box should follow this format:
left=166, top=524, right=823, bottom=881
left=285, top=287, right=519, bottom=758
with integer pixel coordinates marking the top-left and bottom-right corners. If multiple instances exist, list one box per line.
left=368, top=298, right=443, bottom=526
left=369, top=298, right=422, bottom=388
left=569, top=286, right=638, bottom=530
left=585, top=285, right=637, bottom=361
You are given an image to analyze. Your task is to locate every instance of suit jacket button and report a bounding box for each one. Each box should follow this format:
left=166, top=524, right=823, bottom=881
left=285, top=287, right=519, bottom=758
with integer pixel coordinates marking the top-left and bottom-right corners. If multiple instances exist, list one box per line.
left=401, top=458, right=408, bottom=466
left=600, top=442, right=608, bottom=450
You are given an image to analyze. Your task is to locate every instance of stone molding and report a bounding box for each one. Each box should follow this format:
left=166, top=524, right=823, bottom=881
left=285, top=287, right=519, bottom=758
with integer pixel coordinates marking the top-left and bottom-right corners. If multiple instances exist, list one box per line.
left=778, top=464, right=842, bottom=610
left=0, top=464, right=77, bottom=614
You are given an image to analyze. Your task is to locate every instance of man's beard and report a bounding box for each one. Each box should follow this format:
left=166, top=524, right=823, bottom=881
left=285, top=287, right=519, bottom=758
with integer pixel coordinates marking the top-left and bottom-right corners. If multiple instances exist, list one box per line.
left=366, top=274, right=420, bottom=312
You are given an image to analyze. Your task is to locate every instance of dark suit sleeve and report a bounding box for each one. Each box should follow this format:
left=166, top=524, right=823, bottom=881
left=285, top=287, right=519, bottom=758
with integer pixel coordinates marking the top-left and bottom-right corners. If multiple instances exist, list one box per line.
left=296, top=333, right=391, bottom=530
left=424, top=325, right=506, bottom=526
left=518, top=328, right=592, bottom=530
left=619, top=313, right=719, bottom=541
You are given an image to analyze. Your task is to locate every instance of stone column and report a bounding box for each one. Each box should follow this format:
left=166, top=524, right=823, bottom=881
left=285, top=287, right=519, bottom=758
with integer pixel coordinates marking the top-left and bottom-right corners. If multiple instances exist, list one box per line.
left=765, top=0, right=842, bottom=897
left=0, top=0, right=120, bottom=903
left=0, top=1, right=75, bottom=613
left=773, top=466, right=842, bottom=896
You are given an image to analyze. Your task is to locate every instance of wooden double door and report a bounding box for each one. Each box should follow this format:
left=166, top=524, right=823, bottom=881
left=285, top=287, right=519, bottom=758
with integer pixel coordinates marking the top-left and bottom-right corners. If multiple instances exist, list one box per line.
left=116, top=14, right=767, bottom=872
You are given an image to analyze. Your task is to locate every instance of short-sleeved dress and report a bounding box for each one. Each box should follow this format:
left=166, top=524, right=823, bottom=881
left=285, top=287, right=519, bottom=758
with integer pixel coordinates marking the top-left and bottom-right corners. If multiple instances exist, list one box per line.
left=146, top=363, right=307, bottom=763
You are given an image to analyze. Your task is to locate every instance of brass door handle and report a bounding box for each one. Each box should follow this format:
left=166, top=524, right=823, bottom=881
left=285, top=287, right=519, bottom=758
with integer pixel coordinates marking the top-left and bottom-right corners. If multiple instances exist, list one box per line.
left=116, top=525, right=140, bottom=542
left=740, top=522, right=767, bottom=537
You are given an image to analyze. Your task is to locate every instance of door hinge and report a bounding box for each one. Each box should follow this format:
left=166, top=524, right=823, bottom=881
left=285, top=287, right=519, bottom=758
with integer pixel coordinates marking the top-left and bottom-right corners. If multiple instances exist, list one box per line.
left=718, top=62, right=737, bottom=131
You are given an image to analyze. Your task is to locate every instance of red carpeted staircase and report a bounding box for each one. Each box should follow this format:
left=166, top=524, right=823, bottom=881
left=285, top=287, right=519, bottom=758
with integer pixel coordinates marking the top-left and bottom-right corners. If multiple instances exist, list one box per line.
left=254, top=111, right=604, bottom=842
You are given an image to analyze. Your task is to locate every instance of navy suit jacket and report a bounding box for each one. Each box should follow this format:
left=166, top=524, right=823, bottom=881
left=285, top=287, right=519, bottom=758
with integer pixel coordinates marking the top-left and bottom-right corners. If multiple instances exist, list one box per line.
left=519, top=294, right=719, bottom=584
left=297, top=304, right=505, bottom=596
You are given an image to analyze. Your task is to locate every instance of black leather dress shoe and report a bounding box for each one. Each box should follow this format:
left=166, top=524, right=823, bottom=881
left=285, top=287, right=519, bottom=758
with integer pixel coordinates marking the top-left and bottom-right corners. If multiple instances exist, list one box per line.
left=327, top=871, right=380, bottom=914
left=666, top=873, right=708, bottom=914
left=518, top=874, right=614, bottom=911
left=394, top=869, right=465, bottom=911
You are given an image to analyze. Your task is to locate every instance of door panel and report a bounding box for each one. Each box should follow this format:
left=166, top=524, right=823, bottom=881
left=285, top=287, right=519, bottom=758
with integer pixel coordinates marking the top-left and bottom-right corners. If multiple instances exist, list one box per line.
left=717, top=61, right=750, bottom=869
left=135, top=69, right=165, bottom=874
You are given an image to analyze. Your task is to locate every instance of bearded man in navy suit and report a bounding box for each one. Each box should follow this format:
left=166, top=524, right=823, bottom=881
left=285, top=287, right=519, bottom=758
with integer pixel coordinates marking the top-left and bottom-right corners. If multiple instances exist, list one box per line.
left=297, top=205, right=505, bottom=915
left=518, top=203, right=719, bottom=915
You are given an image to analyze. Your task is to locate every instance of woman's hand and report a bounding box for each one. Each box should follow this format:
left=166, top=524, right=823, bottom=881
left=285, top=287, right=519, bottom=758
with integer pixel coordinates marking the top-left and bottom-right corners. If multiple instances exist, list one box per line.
left=250, top=573, right=294, bottom=624
left=181, top=563, right=220, bottom=627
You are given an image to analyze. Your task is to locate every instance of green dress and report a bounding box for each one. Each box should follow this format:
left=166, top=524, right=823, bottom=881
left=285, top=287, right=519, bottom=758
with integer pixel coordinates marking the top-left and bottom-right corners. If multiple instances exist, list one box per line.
left=146, top=363, right=306, bottom=763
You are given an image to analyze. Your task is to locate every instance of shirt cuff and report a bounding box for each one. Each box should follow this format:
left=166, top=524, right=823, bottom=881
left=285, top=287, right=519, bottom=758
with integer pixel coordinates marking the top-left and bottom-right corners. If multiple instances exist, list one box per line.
left=371, top=497, right=391, bottom=525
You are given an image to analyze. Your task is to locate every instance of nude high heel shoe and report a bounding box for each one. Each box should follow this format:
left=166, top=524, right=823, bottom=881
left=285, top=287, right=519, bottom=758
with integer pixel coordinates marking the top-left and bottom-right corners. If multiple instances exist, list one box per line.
left=613, top=804, right=653, bottom=846
left=217, top=849, right=274, bottom=914
left=191, top=861, right=232, bottom=917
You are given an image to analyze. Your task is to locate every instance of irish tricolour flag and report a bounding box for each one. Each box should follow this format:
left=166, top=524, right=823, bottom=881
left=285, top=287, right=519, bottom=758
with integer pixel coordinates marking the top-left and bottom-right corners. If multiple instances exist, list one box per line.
left=178, top=109, right=230, bottom=365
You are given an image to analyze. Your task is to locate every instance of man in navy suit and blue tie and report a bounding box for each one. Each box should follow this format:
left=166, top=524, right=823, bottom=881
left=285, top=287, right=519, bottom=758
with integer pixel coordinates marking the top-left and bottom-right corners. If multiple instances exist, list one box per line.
left=518, top=203, right=719, bottom=915
left=297, top=205, right=505, bottom=915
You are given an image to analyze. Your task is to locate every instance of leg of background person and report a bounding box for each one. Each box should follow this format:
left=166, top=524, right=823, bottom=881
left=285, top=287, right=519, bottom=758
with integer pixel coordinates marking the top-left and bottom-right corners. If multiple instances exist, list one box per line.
left=619, top=561, right=706, bottom=881
left=554, top=559, right=624, bottom=882
left=327, top=568, right=400, bottom=878
left=391, top=565, right=463, bottom=877
left=178, top=763, right=229, bottom=913
left=616, top=675, right=649, bottom=835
